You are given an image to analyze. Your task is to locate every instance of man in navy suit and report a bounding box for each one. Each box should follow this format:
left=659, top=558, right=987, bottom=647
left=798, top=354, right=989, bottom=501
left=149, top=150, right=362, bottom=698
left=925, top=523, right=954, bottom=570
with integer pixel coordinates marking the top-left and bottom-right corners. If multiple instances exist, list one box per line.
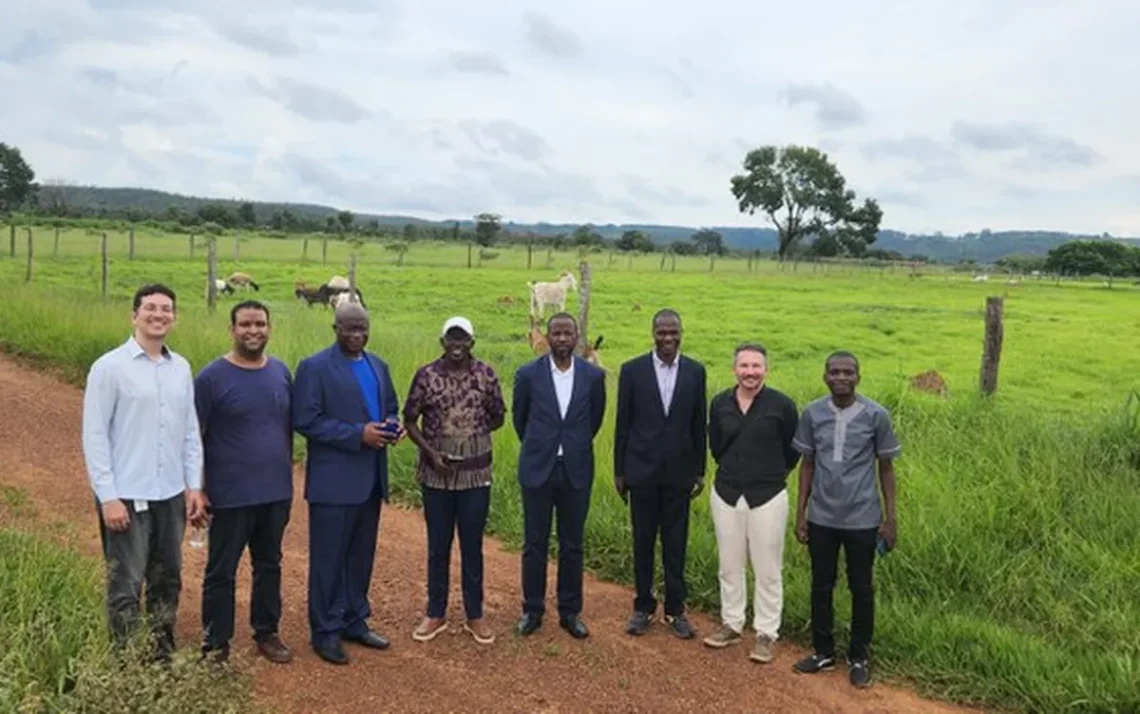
left=512, top=312, right=606, bottom=639
left=293, top=302, right=404, bottom=665
left=614, top=308, right=707, bottom=640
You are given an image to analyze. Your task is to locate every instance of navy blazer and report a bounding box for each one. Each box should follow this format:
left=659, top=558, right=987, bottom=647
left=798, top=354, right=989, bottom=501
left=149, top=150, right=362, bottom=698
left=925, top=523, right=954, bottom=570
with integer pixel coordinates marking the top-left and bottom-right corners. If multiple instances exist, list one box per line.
left=292, top=343, right=399, bottom=505
left=512, top=354, right=606, bottom=490
left=613, top=353, right=707, bottom=489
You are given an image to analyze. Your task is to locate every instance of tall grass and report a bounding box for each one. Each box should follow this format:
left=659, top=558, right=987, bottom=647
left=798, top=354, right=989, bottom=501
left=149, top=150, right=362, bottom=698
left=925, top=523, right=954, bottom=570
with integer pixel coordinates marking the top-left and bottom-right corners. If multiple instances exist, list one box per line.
left=0, top=528, right=254, bottom=713
left=0, top=243, right=1138, bottom=712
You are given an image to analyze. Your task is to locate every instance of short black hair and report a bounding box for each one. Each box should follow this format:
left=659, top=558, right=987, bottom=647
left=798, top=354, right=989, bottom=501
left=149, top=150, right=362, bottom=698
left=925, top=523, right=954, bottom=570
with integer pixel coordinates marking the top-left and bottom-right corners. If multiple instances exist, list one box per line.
left=546, top=312, right=578, bottom=330
left=231, top=299, right=270, bottom=325
left=734, top=342, right=768, bottom=359
left=132, top=283, right=176, bottom=312
left=652, top=308, right=682, bottom=328
left=825, top=350, right=860, bottom=373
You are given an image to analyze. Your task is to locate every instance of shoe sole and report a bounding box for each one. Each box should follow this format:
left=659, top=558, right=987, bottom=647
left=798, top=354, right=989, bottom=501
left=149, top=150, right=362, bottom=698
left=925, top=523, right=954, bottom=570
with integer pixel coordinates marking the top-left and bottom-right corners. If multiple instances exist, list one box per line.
left=463, top=622, right=495, bottom=645
left=793, top=662, right=836, bottom=674
left=412, top=623, right=449, bottom=643
left=702, top=637, right=742, bottom=648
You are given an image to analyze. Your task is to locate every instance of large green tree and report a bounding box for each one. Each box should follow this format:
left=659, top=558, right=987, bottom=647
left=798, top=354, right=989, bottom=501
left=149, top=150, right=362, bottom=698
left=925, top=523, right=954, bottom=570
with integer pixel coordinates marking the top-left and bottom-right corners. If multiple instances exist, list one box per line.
left=0, top=142, right=36, bottom=215
left=1044, top=239, right=1140, bottom=279
left=730, top=144, right=882, bottom=259
left=616, top=229, right=654, bottom=253
left=474, top=212, right=502, bottom=247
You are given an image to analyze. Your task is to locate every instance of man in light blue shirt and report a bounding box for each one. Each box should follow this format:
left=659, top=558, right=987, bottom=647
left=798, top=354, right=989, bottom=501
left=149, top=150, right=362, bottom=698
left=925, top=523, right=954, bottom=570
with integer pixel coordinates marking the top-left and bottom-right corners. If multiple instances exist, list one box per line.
left=81, top=283, right=206, bottom=661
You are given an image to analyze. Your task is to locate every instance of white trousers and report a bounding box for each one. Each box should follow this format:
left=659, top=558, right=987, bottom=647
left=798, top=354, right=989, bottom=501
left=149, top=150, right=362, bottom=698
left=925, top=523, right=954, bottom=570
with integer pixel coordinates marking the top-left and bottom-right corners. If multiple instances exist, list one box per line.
left=710, top=486, right=788, bottom=639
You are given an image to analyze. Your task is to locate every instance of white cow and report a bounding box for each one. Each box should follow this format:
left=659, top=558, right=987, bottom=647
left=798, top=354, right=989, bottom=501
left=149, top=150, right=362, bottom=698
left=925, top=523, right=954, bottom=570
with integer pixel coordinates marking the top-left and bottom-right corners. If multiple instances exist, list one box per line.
left=205, top=278, right=234, bottom=299
left=972, top=274, right=989, bottom=282
left=327, top=275, right=350, bottom=290
left=527, top=271, right=578, bottom=319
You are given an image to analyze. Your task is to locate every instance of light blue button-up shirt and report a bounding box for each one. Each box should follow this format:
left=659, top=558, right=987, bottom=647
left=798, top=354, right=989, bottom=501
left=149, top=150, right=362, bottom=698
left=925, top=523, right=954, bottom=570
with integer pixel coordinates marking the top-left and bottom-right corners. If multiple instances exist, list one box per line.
left=81, top=336, right=204, bottom=504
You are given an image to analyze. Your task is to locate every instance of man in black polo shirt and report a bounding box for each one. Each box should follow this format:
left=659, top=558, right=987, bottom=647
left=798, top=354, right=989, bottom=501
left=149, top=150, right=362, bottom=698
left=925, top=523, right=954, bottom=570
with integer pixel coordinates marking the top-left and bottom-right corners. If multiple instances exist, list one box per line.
left=703, top=343, right=799, bottom=664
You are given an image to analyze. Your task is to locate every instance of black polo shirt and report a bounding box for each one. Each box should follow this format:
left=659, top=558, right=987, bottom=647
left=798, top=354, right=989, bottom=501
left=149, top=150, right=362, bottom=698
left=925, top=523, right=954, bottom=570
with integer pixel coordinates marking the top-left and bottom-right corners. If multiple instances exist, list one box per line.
left=708, top=385, right=801, bottom=508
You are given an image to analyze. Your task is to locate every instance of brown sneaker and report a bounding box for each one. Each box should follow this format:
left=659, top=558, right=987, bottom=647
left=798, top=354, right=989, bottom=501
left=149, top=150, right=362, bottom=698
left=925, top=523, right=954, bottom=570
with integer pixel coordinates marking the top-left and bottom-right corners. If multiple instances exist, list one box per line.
left=463, top=618, right=495, bottom=645
left=702, top=623, right=743, bottom=649
left=257, top=634, right=293, bottom=664
left=412, top=617, right=449, bottom=642
left=750, top=634, right=775, bottom=663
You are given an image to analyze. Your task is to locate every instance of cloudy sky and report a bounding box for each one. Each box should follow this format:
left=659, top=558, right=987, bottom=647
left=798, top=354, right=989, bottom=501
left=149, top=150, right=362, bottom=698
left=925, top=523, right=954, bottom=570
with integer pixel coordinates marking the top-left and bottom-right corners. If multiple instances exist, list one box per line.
left=2, top=0, right=1138, bottom=235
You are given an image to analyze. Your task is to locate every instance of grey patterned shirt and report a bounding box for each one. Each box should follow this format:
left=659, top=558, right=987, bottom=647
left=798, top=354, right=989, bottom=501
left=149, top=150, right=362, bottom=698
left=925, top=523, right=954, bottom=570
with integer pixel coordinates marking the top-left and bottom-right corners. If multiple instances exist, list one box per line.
left=792, top=394, right=901, bottom=529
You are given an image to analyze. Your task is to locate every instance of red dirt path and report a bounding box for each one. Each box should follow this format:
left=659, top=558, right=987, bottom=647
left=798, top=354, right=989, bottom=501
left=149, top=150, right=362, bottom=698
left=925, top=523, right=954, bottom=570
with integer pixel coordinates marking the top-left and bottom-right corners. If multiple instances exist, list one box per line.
left=0, top=355, right=980, bottom=714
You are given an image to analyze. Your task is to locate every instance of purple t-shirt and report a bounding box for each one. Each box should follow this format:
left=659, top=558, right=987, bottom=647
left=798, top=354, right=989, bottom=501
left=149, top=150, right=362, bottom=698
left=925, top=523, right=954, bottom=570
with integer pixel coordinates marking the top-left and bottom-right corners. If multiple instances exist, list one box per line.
left=194, top=356, right=294, bottom=509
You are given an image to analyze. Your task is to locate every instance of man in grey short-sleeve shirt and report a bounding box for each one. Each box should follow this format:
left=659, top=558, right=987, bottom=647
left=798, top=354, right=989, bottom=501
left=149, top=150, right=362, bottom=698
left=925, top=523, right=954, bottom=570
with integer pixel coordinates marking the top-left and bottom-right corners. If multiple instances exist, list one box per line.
left=789, top=351, right=899, bottom=689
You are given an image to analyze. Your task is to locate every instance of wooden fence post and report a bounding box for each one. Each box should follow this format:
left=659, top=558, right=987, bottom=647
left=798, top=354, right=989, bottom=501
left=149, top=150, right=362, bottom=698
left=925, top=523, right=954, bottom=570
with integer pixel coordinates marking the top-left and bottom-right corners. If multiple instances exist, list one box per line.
left=8, top=224, right=14, bottom=257
left=234, top=233, right=240, bottom=262
left=575, top=259, right=592, bottom=356
left=53, top=226, right=60, bottom=258
left=980, top=296, right=1004, bottom=396
left=189, top=234, right=195, bottom=258
left=207, top=238, right=218, bottom=315
left=546, top=247, right=553, bottom=269
left=467, top=242, right=473, bottom=269
left=25, top=228, right=33, bottom=282
left=348, top=253, right=358, bottom=296
left=101, top=233, right=109, bottom=302
left=527, top=242, right=533, bottom=270
left=322, top=235, right=328, bottom=264
left=129, top=225, right=136, bottom=260
left=660, top=252, right=667, bottom=271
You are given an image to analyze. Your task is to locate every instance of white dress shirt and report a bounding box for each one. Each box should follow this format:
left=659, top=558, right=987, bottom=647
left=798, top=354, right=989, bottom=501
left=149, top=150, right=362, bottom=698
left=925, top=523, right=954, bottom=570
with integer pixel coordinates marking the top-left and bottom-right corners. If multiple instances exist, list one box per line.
left=550, top=355, right=575, bottom=455
left=82, top=336, right=204, bottom=505
left=652, top=350, right=679, bottom=417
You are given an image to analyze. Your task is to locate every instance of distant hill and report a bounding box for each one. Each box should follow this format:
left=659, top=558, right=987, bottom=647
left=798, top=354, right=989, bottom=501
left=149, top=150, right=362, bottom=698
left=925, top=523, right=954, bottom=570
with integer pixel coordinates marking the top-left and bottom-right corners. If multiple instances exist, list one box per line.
left=43, top=185, right=1139, bottom=264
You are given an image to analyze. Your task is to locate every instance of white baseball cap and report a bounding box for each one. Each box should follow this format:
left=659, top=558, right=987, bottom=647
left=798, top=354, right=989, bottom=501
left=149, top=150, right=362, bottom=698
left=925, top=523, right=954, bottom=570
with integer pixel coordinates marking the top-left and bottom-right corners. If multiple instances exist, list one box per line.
left=441, top=316, right=474, bottom=338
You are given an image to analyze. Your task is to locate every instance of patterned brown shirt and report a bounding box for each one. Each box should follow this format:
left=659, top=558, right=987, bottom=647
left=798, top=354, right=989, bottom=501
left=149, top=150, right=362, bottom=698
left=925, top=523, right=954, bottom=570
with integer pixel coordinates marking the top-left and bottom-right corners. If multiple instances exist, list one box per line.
left=402, top=357, right=506, bottom=490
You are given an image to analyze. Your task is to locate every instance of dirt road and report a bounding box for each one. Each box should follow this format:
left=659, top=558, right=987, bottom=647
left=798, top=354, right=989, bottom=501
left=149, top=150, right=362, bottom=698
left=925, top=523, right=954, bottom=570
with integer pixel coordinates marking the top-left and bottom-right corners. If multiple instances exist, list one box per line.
left=0, top=354, right=977, bottom=714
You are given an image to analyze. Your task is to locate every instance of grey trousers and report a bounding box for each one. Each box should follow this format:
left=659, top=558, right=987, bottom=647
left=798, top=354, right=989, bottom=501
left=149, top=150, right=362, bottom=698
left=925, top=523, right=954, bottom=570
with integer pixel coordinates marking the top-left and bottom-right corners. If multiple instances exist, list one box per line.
left=97, top=492, right=186, bottom=658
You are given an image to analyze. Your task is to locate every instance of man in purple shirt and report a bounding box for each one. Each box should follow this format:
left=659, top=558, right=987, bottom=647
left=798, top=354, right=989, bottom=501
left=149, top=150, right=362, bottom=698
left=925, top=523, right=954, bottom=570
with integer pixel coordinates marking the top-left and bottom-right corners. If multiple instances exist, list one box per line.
left=194, top=300, right=295, bottom=664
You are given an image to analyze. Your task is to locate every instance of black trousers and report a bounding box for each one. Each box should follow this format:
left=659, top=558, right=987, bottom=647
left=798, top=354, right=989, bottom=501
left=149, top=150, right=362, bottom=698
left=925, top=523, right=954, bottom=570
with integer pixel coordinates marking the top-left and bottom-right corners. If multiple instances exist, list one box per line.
left=422, top=485, right=491, bottom=620
left=201, top=499, right=292, bottom=651
left=628, top=484, right=691, bottom=616
left=96, top=493, right=185, bottom=659
left=521, top=461, right=592, bottom=618
left=808, top=521, right=878, bottom=661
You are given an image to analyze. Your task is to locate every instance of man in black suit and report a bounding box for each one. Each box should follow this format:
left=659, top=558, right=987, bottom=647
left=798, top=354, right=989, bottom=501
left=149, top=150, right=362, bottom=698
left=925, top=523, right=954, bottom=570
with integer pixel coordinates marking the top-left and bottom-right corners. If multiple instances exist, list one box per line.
left=614, top=308, right=707, bottom=639
left=512, top=313, right=607, bottom=639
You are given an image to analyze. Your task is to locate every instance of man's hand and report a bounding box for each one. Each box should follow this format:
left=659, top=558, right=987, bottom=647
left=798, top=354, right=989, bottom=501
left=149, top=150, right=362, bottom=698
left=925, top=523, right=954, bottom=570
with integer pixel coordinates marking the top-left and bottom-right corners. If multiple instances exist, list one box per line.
left=186, top=489, right=209, bottom=527
left=613, top=475, right=628, bottom=504
left=690, top=478, right=704, bottom=499
left=362, top=422, right=388, bottom=449
left=101, top=499, right=130, bottom=532
left=879, top=518, right=897, bottom=550
left=795, top=514, right=809, bottom=544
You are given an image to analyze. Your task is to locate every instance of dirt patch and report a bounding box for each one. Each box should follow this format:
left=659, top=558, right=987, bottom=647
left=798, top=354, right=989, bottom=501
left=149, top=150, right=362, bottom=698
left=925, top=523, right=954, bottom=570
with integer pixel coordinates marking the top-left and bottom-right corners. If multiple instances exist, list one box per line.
left=909, top=369, right=949, bottom=397
left=0, top=354, right=978, bottom=714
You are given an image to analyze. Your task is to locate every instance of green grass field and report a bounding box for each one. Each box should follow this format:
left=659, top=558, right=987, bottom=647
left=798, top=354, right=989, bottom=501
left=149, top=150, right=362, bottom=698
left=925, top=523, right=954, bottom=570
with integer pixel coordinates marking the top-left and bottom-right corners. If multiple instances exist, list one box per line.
left=1, top=226, right=1138, bottom=713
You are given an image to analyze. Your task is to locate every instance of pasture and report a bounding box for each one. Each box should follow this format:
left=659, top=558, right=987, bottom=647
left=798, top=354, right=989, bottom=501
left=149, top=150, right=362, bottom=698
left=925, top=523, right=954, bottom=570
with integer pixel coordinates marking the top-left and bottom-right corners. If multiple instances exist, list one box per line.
left=1, top=226, right=1138, bottom=713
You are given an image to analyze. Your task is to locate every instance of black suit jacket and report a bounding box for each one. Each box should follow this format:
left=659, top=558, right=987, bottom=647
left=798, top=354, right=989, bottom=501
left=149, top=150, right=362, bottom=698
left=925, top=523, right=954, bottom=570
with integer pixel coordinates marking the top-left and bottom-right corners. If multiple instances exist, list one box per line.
left=613, top=352, right=707, bottom=489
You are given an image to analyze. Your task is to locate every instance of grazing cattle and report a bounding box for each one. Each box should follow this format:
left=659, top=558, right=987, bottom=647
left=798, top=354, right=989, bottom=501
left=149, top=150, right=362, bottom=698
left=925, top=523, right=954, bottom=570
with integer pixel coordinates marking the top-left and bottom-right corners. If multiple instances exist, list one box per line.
left=206, top=279, right=234, bottom=299
left=972, top=274, right=989, bottom=282
left=294, top=284, right=330, bottom=307
left=227, top=271, right=260, bottom=291
left=327, top=275, right=350, bottom=290
left=527, top=271, right=578, bottom=319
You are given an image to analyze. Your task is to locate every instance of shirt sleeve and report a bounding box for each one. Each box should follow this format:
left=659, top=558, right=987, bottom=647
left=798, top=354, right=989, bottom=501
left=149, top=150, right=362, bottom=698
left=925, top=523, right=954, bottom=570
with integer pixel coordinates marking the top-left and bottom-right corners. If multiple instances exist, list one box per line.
left=81, top=358, right=119, bottom=503
left=485, top=368, right=506, bottom=424
left=874, top=408, right=902, bottom=459
left=791, top=407, right=815, bottom=455
left=182, top=363, right=204, bottom=491
left=402, top=367, right=426, bottom=421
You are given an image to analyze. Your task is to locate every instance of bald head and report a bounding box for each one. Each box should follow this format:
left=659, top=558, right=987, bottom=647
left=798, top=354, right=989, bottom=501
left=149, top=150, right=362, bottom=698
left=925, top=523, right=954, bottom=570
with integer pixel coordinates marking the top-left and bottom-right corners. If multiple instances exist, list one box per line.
left=332, top=300, right=370, bottom=356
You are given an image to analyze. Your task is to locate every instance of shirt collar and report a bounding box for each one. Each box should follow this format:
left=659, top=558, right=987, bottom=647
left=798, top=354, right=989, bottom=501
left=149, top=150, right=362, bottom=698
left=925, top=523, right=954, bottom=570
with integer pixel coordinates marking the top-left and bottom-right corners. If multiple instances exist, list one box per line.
left=652, top=350, right=679, bottom=369
left=125, top=335, right=170, bottom=361
left=549, top=354, right=574, bottom=375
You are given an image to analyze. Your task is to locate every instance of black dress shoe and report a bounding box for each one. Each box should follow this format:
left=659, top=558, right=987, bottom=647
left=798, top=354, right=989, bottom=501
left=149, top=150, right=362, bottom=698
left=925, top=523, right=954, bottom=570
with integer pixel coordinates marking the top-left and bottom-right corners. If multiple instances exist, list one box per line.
left=313, top=641, right=349, bottom=665
left=665, top=613, right=696, bottom=639
left=344, top=630, right=390, bottom=650
left=559, top=615, right=589, bottom=639
left=517, top=613, right=542, bottom=636
left=625, top=611, right=654, bottom=636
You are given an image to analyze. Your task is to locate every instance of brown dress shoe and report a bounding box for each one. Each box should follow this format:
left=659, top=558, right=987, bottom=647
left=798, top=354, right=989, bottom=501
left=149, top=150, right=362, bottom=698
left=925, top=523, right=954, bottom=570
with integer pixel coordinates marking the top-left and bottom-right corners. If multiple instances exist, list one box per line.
left=256, top=634, right=294, bottom=664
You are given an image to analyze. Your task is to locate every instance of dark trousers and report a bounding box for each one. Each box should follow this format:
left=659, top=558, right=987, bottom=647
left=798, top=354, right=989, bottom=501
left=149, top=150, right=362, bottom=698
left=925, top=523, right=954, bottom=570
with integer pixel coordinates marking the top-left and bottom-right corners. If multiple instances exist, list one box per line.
left=808, top=521, right=878, bottom=661
left=307, top=497, right=382, bottom=648
left=96, top=492, right=185, bottom=658
left=628, top=484, right=691, bottom=616
left=521, top=462, right=592, bottom=618
left=422, top=485, right=491, bottom=620
left=201, top=499, right=292, bottom=651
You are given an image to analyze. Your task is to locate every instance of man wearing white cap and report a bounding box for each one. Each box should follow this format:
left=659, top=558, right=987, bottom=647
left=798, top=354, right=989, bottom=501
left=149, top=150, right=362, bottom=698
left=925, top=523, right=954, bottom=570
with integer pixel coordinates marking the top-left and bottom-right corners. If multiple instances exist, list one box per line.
left=403, top=316, right=506, bottom=645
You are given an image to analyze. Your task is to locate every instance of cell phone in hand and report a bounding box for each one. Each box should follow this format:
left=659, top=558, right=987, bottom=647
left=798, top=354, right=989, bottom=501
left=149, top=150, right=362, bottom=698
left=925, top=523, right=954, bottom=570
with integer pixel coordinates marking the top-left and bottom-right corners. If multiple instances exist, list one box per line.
left=876, top=535, right=891, bottom=557
left=443, top=453, right=465, bottom=463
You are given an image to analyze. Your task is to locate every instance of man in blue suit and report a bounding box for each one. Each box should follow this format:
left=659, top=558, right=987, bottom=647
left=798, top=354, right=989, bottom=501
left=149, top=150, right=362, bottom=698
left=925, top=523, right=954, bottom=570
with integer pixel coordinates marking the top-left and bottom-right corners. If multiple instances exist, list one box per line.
left=512, top=312, right=607, bottom=639
left=293, top=302, right=404, bottom=665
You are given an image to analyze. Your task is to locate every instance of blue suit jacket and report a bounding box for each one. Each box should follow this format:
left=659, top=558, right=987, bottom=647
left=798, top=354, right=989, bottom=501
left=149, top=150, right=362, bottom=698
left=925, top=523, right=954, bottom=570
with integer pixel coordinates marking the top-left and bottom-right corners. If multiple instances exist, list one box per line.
left=292, top=343, right=399, bottom=505
left=512, top=355, right=606, bottom=490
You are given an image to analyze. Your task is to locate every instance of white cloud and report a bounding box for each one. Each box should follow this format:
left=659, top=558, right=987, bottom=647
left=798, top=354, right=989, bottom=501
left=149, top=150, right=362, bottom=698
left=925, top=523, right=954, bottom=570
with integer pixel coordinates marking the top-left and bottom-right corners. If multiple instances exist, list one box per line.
left=1, top=0, right=1138, bottom=236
